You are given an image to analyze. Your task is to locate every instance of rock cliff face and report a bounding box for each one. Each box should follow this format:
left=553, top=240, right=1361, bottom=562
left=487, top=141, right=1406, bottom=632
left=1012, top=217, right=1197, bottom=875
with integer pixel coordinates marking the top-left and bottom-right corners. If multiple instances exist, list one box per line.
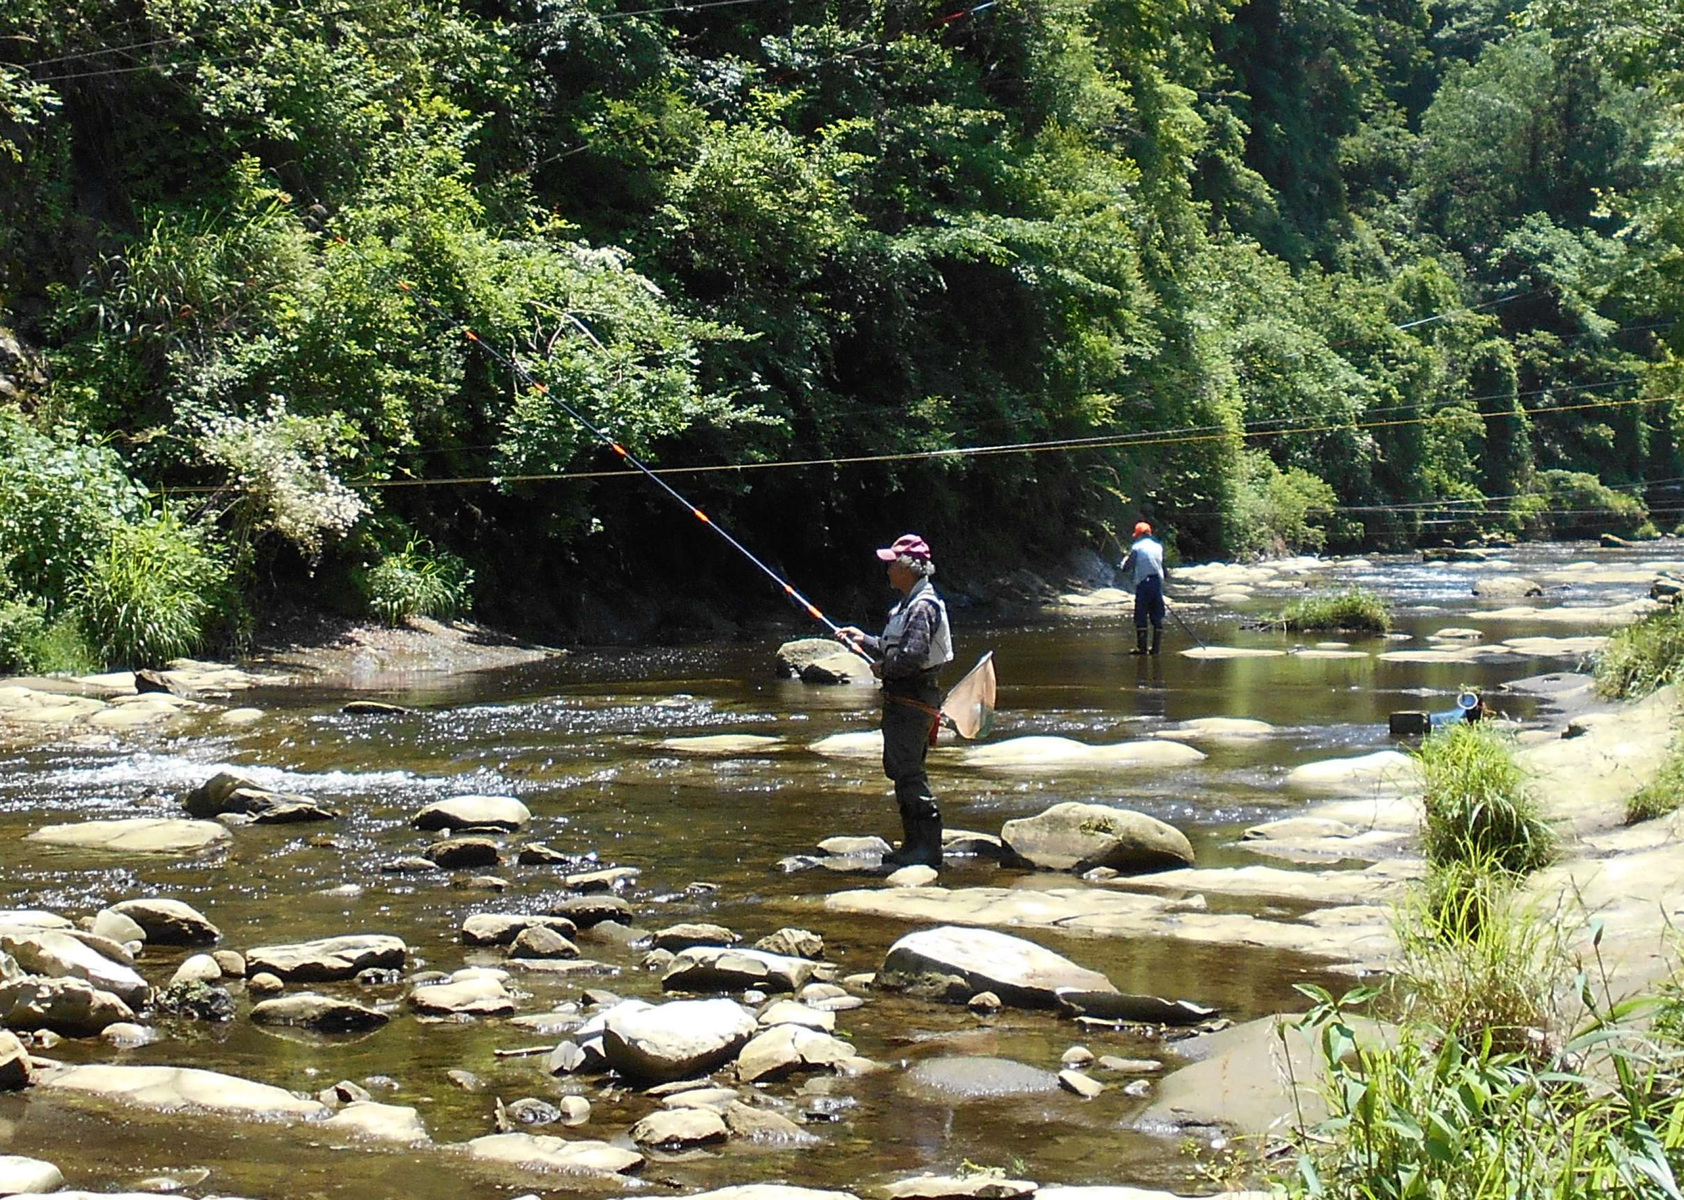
left=0, top=328, right=47, bottom=404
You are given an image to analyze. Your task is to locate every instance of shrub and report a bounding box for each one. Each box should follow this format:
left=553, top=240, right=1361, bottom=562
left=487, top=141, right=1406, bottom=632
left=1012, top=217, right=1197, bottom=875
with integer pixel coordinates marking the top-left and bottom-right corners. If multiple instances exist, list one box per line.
left=1526, top=469, right=1648, bottom=540
left=1231, top=451, right=1357, bottom=557
left=361, top=540, right=474, bottom=626
left=73, top=513, right=237, bottom=668
left=1626, top=738, right=1684, bottom=824
left=1595, top=604, right=1684, bottom=699
left=1418, top=723, right=1556, bottom=876
left=1279, top=586, right=1392, bottom=632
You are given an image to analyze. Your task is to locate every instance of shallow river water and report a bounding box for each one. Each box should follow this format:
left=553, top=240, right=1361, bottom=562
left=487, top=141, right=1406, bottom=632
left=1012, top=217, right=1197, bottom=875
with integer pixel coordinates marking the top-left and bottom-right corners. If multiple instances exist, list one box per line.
left=0, top=543, right=1664, bottom=1198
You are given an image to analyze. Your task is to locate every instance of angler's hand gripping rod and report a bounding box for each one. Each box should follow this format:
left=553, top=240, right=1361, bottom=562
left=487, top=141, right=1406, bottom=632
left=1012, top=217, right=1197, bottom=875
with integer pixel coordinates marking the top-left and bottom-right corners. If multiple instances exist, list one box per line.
left=398, top=282, right=867, bottom=653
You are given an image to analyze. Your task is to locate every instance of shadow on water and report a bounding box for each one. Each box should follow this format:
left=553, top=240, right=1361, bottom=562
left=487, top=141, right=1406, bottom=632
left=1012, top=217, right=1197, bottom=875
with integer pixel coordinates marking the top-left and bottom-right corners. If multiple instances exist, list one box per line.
left=0, top=543, right=1643, bottom=1195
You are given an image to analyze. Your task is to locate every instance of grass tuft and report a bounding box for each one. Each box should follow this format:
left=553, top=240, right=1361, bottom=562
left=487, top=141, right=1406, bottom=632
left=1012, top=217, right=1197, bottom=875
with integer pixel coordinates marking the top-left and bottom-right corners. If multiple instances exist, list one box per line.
left=1418, top=722, right=1556, bottom=876
left=360, top=539, right=474, bottom=626
left=1595, top=604, right=1684, bottom=699
left=1279, top=586, right=1391, bottom=632
left=1626, top=737, right=1684, bottom=824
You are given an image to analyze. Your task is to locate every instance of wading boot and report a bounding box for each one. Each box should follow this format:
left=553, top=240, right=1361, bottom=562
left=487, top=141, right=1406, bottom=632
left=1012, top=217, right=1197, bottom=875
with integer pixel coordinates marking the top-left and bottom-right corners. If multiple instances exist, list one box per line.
left=1130, top=628, right=1149, bottom=655
left=890, top=814, right=943, bottom=869
left=1150, top=627, right=1162, bottom=656
left=882, top=804, right=920, bottom=868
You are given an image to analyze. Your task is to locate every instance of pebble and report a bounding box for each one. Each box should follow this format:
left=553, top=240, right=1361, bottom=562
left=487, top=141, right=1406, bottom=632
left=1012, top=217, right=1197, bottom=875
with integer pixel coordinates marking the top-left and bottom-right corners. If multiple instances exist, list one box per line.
left=447, top=1069, right=482, bottom=1093
left=1096, top=1055, right=1162, bottom=1074
left=1058, top=1069, right=1104, bottom=1098
left=1060, top=1045, right=1094, bottom=1068
left=558, top=1095, right=591, bottom=1125
left=967, top=992, right=1003, bottom=1014
left=248, top=973, right=285, bottom=996
left=1122, top=1078, right=1151, bottom=1097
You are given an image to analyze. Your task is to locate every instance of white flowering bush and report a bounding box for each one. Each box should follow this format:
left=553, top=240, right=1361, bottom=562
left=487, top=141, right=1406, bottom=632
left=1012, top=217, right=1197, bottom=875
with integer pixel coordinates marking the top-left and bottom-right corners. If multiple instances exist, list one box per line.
left=199, top=399, right=368, bottom=560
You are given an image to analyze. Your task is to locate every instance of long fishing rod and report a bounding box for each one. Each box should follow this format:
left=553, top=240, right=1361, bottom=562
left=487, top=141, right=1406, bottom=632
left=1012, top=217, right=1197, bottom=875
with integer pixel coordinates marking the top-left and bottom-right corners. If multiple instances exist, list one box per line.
left=396, top=281, right=861, bottom=652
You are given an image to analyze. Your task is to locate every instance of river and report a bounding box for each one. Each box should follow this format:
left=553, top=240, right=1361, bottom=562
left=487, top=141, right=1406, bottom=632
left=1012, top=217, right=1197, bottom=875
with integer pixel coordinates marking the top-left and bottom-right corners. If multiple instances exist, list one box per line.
left=0, top=542, right=1661, bottom=1197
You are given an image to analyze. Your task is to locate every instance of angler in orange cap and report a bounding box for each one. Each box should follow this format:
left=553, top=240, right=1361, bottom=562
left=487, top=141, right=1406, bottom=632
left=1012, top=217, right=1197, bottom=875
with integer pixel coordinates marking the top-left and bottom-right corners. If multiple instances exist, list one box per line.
left=1119, top=521, right=1168, bottom=655
left=835, top=534, right=954, bottom=869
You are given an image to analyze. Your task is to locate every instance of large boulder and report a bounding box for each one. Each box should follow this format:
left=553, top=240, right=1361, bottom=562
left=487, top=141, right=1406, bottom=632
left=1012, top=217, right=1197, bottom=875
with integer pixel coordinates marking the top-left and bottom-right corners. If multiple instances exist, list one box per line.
left=250, top=993, right=390, bottom=1032
left=461, top=913, right=578, bottom=946
left=413, top=795, right=531, bottom=832
left=734, top=1025, right=857, bottom=1082
left=245, top=935, right=407, bottom=982
left=0, top=976, right=134, bottom=1035
left=108, top=898, right=220, bottom=946
left=0, top=1155, right=62, bottom=1194
left=182, top=772, right=317, bottom=821
left=1471, top=575, right=1542, bottom=599
left=408, top=969, right=516, bottom=1018
left=599, top=997, right=758, bottom=1084
left=0, top=1030, right=32, bottom=1089
left=662, top=946, right=818, bottom=994
left=878, top=927, right=1116, bottom=1009
left=776, top=638, right=856, bottom=680
left=25, top=818, right=230, bottom=855
left=38, top=1063, right=327, bottom=1118
left=1284, top=750, right=1422, bottom=794
left=1001, top=802, right=1194, bottom=873
left=0, top=932, right=149, bottom=1007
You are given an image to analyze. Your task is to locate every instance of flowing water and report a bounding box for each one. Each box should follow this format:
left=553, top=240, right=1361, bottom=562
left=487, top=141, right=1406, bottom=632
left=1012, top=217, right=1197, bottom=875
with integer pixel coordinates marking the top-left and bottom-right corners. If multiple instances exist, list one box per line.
left=0, top=543, right=1663, bottom=1197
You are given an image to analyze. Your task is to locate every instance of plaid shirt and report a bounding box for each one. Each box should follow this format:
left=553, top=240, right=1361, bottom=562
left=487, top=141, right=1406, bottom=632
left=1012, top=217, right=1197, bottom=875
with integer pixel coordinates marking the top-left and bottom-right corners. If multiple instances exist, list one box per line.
left=861, top=594, right=942, bottom=679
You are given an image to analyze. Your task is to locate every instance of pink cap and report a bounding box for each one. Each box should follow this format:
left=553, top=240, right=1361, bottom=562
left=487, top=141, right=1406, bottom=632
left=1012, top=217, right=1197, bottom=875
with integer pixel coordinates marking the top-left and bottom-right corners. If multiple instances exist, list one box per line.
left=876, top=534, right=932, bottom=562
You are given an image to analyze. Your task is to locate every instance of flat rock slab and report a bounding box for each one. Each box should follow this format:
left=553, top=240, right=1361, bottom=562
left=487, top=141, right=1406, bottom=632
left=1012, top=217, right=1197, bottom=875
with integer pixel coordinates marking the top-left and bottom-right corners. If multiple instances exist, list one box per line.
left=1178, top=646, right=1284, bottom=659
left=630, top=1107, right=729, bottom=1147
left=409, top=971, right=516, bottom=1017
left=671, top=1188, right=857, bottom=1200
left=1284, top=750, right=1422, bottom=794
left=662, top=946, right=818, bottom=994
left=901, top=1056, right=1060, bottom=1100
left=1152, top=717, right=1274, bottom=742
left=882, top=1177, right=1037, bottom=1200
left=0, top=976, right=134, bottom=1035
left=0, top=931, right=149, bottom=1006
left=601, top=997, right=757, bottom=1084
left=808, top=731, right=885, bottom=757
left=1040, top=1189, right=1272, bottom=1200
left=413, top=795, right=531, bottom=832
left=319, top=1100, right=428, bottom=1142
left=40, top=1064, right=327, bottom=1119
left=827, top=886, right=1395, bottom=969
left=246, top=935, right=407, bottom=981
left=26, top=818, right=230, bottom=855
left=250, top=993, right=390, bottom=1032
left=1116, top=860, right=1419, bottom=905
left=465, top=1131, right=643, bottom=1176
left=879, top=926, right=1115, bottom=1008
left=1469, top=598, right=1659, bottom=627
left=960, top=737, right=1203, bottom=770
left=657, top=734, right=783, bottom=754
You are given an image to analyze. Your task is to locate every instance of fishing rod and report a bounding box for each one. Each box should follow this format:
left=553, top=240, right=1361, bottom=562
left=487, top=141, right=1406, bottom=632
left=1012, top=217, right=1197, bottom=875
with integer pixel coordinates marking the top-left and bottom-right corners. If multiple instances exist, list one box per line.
left=396, top=281, right=867, bottom=654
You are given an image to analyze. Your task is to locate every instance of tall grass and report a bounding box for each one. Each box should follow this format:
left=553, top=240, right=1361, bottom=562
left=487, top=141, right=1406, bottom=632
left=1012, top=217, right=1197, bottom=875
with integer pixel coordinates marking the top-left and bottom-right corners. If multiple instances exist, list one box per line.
left=73, top=513, right=237, bottom=668
left=1596, top=604, right=1684, bottom=699
left=361, top=540, right=474, bottom=626
left=1627, top=738, right=1684, bottom=824
left=1280, top=587, right=1392, bottom=633
left=1418, top=723, right=1557, bottom=876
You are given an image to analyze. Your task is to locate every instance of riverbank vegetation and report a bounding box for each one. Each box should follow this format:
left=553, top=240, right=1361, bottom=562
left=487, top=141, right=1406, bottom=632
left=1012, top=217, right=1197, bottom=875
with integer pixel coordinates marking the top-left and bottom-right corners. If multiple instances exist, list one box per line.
left=1596, top=605, right=1684, bottom=699
left=1418, top=723, right=1556, bottom=876
left=1627, top=740, right=1684, bottom=823
left=1278, top=588, right=1392, bottom=633
left=2, top=0, right=1682, bottom=659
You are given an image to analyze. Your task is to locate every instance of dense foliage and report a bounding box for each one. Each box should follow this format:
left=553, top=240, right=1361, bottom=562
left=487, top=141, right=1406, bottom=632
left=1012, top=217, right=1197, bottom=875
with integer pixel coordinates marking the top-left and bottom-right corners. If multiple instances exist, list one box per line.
left=1, top=0, right=1681, bottom=651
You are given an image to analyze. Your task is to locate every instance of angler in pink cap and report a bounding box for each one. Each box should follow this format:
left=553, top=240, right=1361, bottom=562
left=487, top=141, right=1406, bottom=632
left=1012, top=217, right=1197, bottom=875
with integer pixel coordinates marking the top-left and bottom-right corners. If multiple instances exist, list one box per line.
left=835, top=534, right=955, bottom=869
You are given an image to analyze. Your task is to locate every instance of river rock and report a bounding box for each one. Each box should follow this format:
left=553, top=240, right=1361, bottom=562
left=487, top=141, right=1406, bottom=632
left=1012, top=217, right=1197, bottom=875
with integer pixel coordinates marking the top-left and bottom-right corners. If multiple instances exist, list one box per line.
left=758, top=1000, right=835, bottom=1031
left=735, top=1025, right=857, bottom=1082
left=883, top=1177, right=1036, bottom=1200
left=599, top=997, right=758, bottom=1084
left=1178, top=646, right=1285, bottom=659
left=108, top=898, right=220, bottom=946
left=776, top=638, right=846, bottom=677
left=0, top=932, right=149, bottom=1007
left=0, top=1155, right=62, bottom=1194
left=250, top=993, right=390, bottom=1032
left=26, top=818, right=230, bottom=855
left=630, top=1107, right=729, bottom=1147
left=722, top=1099, right=814, bottom=1143
left=413, top=795, right=531, bottom=832
left=1243, top=817, right=1359, bottom=842
left=878, top=927, right=1116, bottom=1008
left=548, top=895, right=633, bottom=927
left=461, top=913, right=579, bottom=946
left=1058, top=1068, right=1104, bottom=1098
left=246, top=935, right=407, bottom=981
left=679, top=1189, right=854, bottom=1200
left=1284, top=750, right=1422, bottom=793
left=464, top=1132, right=643, bottom=1175
left=426, top=837, right=500, bottom=868
left=652, top=923, right=740, bottom=951
left=960, top=736, right=1204, bottom=770
left=1471, top=575, right=1542, bottom=598
left=901, top=1056, right=1060, bottom=1100
left=1001, top=802, right=1194, bottom=873
left=817, top=836, right=891, bottom=857
left=662, top=946, right=818, bottom=994
left=510, top=926, right=579, bottom=960
left=251, top=800, right=339, bottom=824
left=319, top=1100, right=427, bottom=1143
left=944, top=829, right=1006, bottom=859
left=1152, top=717, right=1274, bottom=742
left=0, top=1030, right=31, bottom=1089
left=808, top=731, right=885, bottom=757
left=408, top=969, right=516, bottom=1017
left=559, top=1095, right=591, bottom=1124
left=40, top=1063, right=327, bottom=1118
left=888, top=865, right=939, bottom=887
left=248, top=972, right=284, bottom=995
left=663, top=1086, right=738, bottom=1111
left=169, top=954, right=222, bottom=989
left=658, top=734, right=783, bottom=754
left=90, top=909, right=146, bottom=944
left=182, top=772, right=318, bottom=821
left=756, top=928, right=824, bottom=959
left=0, top=976, right=133, bottom=1035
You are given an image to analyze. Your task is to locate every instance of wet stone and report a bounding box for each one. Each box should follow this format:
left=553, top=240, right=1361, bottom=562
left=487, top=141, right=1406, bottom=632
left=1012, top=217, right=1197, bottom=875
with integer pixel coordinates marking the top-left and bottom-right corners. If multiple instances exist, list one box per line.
left=425, top=837, right=500, bottom=869
left=631, top=1107, right=729, bottom=1148
left=380, top=856, right=440, bottom=875
left=756, top=928, right=824, bottom=960
left=1058, top=1068, right=1104, bottom=1098
left=461, top=913, right=578, bottom=946
left=413, top=795, right=531, bottom=832
left=505, top=1096, right=563, bottom=1126
left=0, top=1155, right=63, bottom=1194
left=250, top=993, right=390, bottom=1032
left=548, top=895, right=633, bottom=928
left=652, top=923, right=740, bottom=951
left=662, top=947, right=818, bottom=995
left=509, top=925, right=579, bottom=960
left=882, top=1176, right=1037, bottom=1200
left=246, top=935, right=407, bottom=982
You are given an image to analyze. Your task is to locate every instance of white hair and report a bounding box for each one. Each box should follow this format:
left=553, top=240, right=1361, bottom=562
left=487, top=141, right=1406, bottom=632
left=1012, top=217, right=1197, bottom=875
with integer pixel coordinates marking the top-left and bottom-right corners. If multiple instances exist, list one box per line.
left=898, top=554, right=935, bottom=577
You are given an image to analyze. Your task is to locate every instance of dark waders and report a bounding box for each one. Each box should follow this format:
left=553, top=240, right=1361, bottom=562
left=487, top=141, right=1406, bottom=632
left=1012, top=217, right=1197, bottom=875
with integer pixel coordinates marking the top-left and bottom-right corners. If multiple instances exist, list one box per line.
left=1133, top=574, right=1165, bottom=655
left=882, top=671, right=943, bottom=868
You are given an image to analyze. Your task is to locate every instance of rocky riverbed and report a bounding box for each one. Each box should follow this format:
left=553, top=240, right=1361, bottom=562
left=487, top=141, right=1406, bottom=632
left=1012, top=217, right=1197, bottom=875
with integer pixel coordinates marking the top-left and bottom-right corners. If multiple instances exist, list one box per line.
left=0, top=542, right=1678, bottom=1199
